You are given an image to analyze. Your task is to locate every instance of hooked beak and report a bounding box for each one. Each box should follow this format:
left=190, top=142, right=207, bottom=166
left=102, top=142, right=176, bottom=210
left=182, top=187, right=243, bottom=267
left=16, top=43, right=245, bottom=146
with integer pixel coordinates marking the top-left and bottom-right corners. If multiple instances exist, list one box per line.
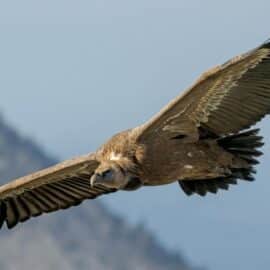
left=90, top=174, right=103, bottom=187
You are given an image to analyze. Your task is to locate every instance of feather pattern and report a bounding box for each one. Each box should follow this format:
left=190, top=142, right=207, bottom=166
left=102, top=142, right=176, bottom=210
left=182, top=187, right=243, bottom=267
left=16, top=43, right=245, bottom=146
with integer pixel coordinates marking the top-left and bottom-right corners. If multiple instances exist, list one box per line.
left=179, top=129, right=264, bottom=196
left=0, top=154, right=116, bottom=229
left=138, top=40, right=270, bottom=141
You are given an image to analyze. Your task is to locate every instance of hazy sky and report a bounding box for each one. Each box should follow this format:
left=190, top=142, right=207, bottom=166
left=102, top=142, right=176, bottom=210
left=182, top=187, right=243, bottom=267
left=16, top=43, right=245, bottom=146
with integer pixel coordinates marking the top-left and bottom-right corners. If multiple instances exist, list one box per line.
left=0, top=1, right=270, bottom=269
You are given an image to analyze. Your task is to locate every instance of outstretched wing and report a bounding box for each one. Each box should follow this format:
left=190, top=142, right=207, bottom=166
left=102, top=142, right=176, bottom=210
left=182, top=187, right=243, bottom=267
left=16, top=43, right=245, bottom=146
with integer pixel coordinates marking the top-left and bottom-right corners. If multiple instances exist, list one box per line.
left=0, top=153, right=116, bottom=230
left=137, top=40, right=270, bottom=143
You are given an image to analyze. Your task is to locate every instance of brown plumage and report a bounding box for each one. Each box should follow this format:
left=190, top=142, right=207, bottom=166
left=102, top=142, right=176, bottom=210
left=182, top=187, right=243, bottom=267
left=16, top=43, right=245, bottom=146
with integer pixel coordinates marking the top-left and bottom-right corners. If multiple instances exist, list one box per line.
left=0, top=39, right=270, bottom=229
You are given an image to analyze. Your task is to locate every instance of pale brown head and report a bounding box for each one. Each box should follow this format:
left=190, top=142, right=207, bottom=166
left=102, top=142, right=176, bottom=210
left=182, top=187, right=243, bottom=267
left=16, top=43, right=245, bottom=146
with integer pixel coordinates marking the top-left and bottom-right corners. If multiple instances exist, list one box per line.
left=90, top=161, right=130, bottom=189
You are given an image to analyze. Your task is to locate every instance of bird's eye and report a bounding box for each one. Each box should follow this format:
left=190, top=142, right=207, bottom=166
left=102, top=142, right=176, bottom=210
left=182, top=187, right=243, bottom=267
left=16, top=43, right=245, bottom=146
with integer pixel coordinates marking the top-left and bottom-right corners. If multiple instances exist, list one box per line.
left=102, top=169, right=112, bottom=178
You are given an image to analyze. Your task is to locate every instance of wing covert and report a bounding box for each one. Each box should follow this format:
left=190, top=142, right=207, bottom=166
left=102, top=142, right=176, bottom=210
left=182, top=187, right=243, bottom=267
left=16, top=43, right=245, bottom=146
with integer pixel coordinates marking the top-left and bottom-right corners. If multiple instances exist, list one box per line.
left=0, top=153, right=116, bottom=229
left=137, top=39, right=270, bottom=143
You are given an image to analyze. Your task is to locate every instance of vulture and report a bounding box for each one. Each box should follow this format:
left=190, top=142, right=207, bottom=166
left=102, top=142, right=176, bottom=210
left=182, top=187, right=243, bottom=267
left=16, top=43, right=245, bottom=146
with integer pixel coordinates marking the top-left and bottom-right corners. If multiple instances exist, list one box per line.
left=0, top=39, right=270, bottom=230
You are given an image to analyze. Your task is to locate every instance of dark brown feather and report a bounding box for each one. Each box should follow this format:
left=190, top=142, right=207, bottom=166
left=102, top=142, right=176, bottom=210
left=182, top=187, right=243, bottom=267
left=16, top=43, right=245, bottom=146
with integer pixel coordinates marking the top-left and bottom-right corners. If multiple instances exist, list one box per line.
left=0, top=154, right=117, bottom=229
left=138, top=39, right=270, bottom=144
left=179, top=129, right=263, bottom=196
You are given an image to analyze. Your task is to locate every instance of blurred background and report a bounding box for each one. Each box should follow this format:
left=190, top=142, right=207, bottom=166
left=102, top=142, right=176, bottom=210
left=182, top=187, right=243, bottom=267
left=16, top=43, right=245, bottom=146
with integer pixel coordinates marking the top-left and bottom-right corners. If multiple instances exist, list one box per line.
left=0, top=1, right=269, bottom=269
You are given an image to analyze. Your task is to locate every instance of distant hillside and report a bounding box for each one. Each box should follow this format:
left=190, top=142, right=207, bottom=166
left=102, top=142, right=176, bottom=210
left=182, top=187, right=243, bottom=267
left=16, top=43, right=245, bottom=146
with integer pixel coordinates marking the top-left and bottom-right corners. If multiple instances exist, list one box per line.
left=0, top=115, right=198, bottom=270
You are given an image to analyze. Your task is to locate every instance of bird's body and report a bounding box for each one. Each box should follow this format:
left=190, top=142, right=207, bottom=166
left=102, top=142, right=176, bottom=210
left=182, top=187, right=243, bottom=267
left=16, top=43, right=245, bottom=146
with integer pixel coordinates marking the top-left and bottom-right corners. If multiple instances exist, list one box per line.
left=0, top=38, right=270, bottom=229
left=136, top=133, right=233, bottom=185
left=95, top=128, right=246, bottom=187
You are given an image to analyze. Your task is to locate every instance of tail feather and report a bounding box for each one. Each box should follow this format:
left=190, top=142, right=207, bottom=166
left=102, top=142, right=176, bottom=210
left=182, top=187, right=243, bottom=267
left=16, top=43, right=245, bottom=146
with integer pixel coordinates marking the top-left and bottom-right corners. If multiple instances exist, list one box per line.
left=179, top=128, right=264, bottom=196
left=218, top=128, right=264, bottom=169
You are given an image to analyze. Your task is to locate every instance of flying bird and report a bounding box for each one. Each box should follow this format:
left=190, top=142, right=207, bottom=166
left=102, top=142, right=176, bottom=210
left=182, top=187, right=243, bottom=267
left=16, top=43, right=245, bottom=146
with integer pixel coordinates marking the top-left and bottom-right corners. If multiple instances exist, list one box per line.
left=0, top=39, right=270, bottom=230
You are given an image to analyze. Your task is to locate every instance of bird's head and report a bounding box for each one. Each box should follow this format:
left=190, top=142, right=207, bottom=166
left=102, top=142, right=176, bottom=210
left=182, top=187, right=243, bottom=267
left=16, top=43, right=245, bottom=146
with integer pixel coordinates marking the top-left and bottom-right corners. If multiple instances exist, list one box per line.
left=90, top=161, right=129, bottom=189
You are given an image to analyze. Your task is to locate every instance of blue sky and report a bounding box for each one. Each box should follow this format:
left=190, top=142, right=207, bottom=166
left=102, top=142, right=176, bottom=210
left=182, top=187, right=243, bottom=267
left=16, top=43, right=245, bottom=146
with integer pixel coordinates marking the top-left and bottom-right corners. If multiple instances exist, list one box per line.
left=0, top=1, right=270, bottom=269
